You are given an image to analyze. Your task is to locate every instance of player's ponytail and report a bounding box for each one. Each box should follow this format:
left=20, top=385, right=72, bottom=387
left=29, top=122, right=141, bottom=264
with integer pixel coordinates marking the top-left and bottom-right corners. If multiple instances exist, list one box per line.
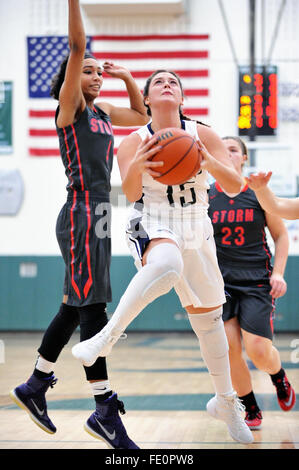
left=179, top=110, right=210, bottom=127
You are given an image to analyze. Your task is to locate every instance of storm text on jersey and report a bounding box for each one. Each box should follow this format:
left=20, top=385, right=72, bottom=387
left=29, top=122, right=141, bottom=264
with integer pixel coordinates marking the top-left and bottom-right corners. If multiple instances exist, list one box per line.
left=210, top=208, right=254, bottom=224
left=89, top=117, right=113, bottom=135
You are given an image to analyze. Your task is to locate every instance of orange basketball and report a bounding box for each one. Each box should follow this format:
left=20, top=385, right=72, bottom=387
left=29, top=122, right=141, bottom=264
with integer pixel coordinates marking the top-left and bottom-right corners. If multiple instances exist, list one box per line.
left=150, top=127, right=201, bottom=185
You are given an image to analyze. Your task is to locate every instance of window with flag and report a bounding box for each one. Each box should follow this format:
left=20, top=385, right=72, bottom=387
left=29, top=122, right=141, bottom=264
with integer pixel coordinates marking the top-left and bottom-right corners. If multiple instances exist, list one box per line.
left=27, top=34, right=210, bottom=161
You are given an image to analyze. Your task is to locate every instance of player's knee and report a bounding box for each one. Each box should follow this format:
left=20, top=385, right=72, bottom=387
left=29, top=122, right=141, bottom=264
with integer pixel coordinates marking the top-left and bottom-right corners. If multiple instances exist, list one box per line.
left=146, top=243, right=184, bottom=277
left=78, top=303, right=108, bottom=340
left=78, top=303, right=107, bottom=322
left=199, top=323, right=229, bottom=358
left=142, top=266, right=181, bottom=302
left=141, top=258, right=183, bottom=300
left=227, top=338, right=242, bottom=358
left=246, top=339, right=270, bottom=366
left=190, top=308, right=229, bottom=358
left=140, top=242, right=183, bottom=301
left=157, top=257, right=183, bottom=280
left=59, top=302, right=78, bottom=319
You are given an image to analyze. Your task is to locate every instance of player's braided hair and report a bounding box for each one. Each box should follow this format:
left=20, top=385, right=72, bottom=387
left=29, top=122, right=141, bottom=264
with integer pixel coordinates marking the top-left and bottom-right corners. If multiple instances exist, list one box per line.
left=50, top=52, right=96, bottom=100
left=143, top=69, right=209, bottom=127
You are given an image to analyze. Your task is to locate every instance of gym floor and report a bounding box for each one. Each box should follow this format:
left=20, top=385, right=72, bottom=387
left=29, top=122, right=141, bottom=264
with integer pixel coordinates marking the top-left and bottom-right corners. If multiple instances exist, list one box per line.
left=0, top=330, right=298, bottom=450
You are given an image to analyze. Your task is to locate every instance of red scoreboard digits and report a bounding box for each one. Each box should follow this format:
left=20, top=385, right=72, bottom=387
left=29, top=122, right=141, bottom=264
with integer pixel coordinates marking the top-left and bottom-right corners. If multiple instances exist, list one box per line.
left=238, top=65, right=278, bottom=136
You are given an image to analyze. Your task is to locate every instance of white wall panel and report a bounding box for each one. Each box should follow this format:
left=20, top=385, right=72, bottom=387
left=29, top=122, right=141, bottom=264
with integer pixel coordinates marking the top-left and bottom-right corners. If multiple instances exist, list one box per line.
left=0, top=0, right=298, bottom=255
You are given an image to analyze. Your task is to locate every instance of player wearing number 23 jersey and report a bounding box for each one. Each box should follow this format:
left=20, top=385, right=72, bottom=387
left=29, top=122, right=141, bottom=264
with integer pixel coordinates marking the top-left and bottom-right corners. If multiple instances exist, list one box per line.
left=208, top=181, right=272, bottom=268
left=207, top=137, right=294, bottom=427
left=208, top=181, right=275, bottom=338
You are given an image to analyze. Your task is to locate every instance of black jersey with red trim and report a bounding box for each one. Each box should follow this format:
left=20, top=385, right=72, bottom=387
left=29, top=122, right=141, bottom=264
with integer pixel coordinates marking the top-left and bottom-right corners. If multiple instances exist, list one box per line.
left=55, top=104, right=113, bottom=197
left=208, top=182, right=273, bottom=268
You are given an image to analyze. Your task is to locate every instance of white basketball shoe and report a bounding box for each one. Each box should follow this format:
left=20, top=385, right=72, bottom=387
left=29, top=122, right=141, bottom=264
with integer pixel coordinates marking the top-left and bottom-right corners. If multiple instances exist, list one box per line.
left=206, top=392, right=254, bottom=444
left=72, top=326, right=126, bottom=367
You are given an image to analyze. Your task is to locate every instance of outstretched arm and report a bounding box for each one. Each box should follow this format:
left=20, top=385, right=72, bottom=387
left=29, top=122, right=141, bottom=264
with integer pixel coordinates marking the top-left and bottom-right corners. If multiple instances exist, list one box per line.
left=266, top=212, right=288, bottom=298
left=98, top=62, right=149, bottom=127
left=246, top=171, right=299, bottom=220
left=197, top=125, right=242, bottom=193
left=56, top=0, right=86, bottom=127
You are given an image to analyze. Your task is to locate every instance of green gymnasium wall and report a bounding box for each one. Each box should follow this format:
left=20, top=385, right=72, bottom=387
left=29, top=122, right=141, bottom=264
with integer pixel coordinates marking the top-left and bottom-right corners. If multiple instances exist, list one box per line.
left=0, top=255, right=299, bottom=331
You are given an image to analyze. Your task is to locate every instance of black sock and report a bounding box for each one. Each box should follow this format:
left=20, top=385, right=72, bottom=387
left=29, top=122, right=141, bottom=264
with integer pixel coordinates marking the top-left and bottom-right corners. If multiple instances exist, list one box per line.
left=270, top=368, right=285, bottom=384
left=94, top=390, right=113, bottom=403
left=239, top=391, right=260, bottom=412
left=33, top=368, right=54, bottom=380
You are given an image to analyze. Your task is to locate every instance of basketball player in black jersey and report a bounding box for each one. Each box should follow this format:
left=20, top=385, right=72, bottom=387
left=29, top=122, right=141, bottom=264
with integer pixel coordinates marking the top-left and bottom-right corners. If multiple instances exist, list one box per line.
left=10, top=0, right=148, bottom=449
left=208, top=136, right=296, bottom=430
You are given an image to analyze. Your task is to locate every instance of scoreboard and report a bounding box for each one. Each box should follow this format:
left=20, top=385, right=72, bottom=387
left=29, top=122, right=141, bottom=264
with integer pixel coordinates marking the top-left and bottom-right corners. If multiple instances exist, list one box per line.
left=238, top=65, right=278, bottom=136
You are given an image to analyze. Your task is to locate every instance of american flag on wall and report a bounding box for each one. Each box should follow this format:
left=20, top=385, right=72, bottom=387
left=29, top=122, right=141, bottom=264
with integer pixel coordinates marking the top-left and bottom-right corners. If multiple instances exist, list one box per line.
left=27, top=34, right=210, bottom=181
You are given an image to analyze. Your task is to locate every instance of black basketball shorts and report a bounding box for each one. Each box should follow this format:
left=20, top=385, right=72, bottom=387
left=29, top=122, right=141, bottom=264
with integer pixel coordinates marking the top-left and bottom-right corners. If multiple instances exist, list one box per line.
left=56, top=192, right=112, bottom=307
left=220, top=265, right=275, bottom=340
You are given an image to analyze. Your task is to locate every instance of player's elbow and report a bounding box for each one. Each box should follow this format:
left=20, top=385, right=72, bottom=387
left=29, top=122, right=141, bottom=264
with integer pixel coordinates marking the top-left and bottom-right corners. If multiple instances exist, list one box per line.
left=127, top=193, right=142, bottom=204
left=122, top=185, right=142, bottom=204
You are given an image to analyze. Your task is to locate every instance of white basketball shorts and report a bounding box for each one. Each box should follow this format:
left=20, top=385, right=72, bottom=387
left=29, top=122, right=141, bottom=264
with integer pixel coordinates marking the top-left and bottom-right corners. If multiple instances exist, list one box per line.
left=125, top=209, right=226, bottom=309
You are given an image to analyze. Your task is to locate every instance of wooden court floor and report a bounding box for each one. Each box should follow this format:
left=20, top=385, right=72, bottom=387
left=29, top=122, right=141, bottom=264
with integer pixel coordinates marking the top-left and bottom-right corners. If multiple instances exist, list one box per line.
left=0, top=330, right=298, bottom=450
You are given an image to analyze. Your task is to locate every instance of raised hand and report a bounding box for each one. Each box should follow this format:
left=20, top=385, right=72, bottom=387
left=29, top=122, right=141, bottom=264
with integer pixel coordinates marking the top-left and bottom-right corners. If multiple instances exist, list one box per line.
left=102, top=61, right=131, bottom=80
left=245, top=171, right=273, bottom=191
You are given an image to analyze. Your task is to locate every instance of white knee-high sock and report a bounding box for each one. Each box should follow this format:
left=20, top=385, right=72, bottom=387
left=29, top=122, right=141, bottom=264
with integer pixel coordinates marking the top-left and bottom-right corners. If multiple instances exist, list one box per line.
left=106, top=243, right=183, bottom=334
left=188, top=308, right=233, bottom=396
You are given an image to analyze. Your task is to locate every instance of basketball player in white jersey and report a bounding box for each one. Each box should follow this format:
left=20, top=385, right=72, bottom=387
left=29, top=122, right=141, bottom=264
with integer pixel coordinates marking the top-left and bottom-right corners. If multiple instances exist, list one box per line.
left=72, top=70, right=254, bottom=444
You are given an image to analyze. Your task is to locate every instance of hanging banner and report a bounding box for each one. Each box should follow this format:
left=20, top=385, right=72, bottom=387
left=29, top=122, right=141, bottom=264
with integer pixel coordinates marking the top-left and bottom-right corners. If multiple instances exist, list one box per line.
left=0, top=81, right=13, bottom=154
